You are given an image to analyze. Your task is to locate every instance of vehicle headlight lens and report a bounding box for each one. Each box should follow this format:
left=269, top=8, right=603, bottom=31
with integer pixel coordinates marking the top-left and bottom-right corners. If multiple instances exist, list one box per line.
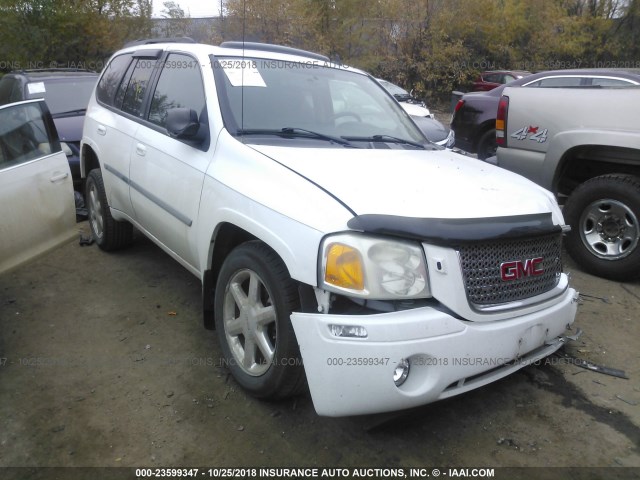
left=320, top=233, right=430, bottom=299
left=445, top=130, right=455, bottom=149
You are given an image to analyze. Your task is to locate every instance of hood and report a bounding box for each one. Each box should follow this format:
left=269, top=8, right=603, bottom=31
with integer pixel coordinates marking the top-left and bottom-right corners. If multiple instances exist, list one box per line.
left=250, top=145, right=562, bottom=222
left=52, top=115, right=85, bottom=143
left=411, top=116, right=448, bottom=143
left=399, top=102, right=432, bottom=118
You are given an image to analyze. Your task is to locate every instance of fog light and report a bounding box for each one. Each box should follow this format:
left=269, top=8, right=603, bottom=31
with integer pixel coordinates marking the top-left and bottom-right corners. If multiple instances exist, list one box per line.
left=393, top=358, right=410, bottom=387
left=329, top=324, right=368, bottom=338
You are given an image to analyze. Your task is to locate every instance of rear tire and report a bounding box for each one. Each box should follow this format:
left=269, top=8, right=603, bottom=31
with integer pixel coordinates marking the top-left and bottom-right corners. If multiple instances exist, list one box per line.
left=214, top=241, right=306, bottom=399
left=563, top=174, right=640, bottom=281
left=85, top=168, right=133, bottom=251
left=477, top=129, right=497, bottom=160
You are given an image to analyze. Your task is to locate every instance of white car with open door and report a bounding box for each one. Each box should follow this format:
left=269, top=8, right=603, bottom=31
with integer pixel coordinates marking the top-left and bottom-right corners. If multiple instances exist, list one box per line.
left=0, top=99, right=76, bottom=275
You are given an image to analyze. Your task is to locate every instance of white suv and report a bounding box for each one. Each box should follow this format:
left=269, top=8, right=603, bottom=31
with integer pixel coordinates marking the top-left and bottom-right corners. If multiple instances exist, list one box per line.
left=81, top=40, right=579, bottom=416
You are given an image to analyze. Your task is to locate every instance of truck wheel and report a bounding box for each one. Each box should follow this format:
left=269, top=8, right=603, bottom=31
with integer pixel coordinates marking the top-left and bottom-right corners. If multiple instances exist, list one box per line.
left=477, top=129, right=497, bottom=160
left=214, top=241, right=306, bottom=399
left=85, top=169, right=133, bottom=251
left=563, top=174, right=640, bottom=280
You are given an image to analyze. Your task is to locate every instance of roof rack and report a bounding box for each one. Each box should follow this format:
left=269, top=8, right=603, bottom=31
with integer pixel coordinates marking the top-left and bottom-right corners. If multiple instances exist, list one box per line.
left=124, top=37, right=196, bottom=48
left=219, top=41, right=330, bottom=62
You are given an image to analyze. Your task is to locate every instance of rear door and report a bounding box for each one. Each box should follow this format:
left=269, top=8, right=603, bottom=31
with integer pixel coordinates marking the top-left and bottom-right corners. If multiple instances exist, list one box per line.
left=85, top=52, right=160, bottom=218
left=0, top=99, right=76, bottom=275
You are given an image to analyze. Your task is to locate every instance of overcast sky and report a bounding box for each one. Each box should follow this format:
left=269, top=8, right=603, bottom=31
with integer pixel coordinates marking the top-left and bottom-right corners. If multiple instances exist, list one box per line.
left=152, top=0, right=221, bottom=18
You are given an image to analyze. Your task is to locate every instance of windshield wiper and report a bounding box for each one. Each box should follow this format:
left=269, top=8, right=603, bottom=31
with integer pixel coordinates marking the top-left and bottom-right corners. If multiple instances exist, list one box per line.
left=393, top=94, right=412, bottom=102
left=342, top=134, right=426, bottom=149
left=237, top=127, right=357, bottom=148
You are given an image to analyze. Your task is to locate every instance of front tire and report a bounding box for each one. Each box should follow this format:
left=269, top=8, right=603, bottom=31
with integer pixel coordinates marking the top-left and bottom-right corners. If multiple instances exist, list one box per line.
left=563, top=174, right=640, bottom=281
left=214, top=241, right=305, bottom=399
left=85, top=168, right=133, bottom=251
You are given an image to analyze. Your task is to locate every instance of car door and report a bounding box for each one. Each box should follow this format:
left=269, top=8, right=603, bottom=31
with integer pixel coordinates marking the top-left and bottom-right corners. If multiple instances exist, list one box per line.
left=129, top=52, right=210, bottom=268
left=86, top=52, right=154, bottom=218
left=0, top=99, right=76, bottom=275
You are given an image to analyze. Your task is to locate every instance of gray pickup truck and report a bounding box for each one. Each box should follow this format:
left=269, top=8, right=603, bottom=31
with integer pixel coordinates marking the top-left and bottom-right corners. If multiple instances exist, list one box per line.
left=495, top=86, right=640, bottom=281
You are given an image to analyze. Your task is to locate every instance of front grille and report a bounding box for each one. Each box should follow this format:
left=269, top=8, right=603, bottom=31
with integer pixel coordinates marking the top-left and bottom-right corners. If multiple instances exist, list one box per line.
left=457, top=233, right=563, bottom=307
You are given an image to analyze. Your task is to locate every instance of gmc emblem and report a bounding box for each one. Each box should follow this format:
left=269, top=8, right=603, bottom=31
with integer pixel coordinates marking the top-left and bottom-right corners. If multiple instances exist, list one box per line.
left=500, top=258, right=544, bottom=281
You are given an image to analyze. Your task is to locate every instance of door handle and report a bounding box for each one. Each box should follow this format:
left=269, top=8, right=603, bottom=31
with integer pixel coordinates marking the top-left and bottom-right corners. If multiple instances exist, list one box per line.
left=135, top=144, right=146, bottom=156
left=50, top=172, right=69, bottom=183
left=97, top=125, right=106, bottom=136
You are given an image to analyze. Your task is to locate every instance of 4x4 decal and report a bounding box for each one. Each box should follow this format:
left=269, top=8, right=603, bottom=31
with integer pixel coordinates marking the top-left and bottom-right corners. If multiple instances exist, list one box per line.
left=511, top=125, right=548, bottom=143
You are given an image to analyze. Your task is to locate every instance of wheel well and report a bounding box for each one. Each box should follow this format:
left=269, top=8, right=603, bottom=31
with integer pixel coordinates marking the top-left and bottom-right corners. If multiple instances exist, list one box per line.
left=555, top=145, right=640, bottom=196
left=202, top=223, right=256, bottom=329
left=473, top=122, right=496, bottom=151
left=82, top=144, right=101, bottom=178
left=202, top=224, right=318, bottom=328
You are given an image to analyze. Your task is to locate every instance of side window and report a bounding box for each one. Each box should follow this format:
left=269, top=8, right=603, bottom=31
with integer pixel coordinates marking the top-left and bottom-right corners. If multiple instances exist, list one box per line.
left=526, top=77, right=584, bottom=87
left=0, top=78, right=17, bottom=105
left=8, top=79, right=25, bottom=103
left=590, top=77, right=635, bottom=87
left=121, top=59, right=156, bottom=116
left=502, top=74, right=516, bottom=84
left=96, top=53, right=133, bottom=106
left=483, top=73, right=500, bottom=83
left=0, top=101, right=54, bottom=169
left=148, top=53, right=206, bottom=128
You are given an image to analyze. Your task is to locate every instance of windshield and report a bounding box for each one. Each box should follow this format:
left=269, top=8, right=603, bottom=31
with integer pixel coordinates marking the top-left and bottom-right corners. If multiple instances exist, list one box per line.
left=26, top=77, right=97, bottom=115
left=213, top=56, right=426, bottom=148
left=377, top=79, right=410, bottom=96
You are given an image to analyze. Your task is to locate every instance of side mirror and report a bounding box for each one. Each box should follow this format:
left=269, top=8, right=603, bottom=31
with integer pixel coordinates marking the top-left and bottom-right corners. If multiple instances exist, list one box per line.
left=166, top=108, right=199, bottom=138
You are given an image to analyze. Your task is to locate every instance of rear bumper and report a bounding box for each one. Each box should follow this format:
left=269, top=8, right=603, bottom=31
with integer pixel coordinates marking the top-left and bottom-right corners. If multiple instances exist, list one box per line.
left=291, top=287, right=578, bottom=417
left=450, top=131, right=474, bottom=153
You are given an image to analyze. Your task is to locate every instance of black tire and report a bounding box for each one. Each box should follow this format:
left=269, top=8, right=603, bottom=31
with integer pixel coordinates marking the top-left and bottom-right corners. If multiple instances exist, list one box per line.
left=477, top=129, right=497, bottom=160
left=214, top=241, right=306, bottom=399
left=85, top=168, right=133, bottom=251
left=563, top=174, right=640, bottom=281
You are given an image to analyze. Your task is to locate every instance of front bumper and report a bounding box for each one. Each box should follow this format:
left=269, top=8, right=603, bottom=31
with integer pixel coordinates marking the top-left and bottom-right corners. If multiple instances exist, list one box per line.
left=291, top=286, right=578, bottom=416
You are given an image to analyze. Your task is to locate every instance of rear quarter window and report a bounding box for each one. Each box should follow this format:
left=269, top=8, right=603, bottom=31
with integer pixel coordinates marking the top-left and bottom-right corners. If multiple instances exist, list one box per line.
left=96, top=54, right=133, bottom=106
left=590, top=77, right=637, bottom=87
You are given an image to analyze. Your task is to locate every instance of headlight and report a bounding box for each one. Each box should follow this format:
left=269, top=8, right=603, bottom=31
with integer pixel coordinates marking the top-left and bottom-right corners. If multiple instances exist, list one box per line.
left=445, top=129, right=455, bottom=149
left=320, top=233, right=430, bottom=299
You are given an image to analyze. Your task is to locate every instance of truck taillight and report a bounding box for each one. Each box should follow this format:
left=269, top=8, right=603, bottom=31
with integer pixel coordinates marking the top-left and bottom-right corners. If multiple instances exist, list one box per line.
left=496, top=96, right=509, bottom=147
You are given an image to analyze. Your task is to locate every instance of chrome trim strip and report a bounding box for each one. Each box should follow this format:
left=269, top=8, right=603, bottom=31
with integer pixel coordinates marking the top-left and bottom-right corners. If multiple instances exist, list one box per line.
left=468, top=277, right=568, bottom=313
left=103, top=163, right=193, bottom=227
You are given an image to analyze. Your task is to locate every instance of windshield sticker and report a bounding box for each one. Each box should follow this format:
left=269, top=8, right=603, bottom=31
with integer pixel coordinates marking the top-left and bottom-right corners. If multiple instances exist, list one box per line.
left=27, top=82, right=46, bottom=94
left=221, top=62, right=266, bottom=87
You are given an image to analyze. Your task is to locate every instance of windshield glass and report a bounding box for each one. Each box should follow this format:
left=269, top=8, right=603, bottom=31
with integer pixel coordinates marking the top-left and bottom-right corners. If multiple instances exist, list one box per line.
left=26, top=77, right=97, bottom=115
left=377, top=79, right=409, bottom=96
left=213, top=56, right=426, bottom=148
